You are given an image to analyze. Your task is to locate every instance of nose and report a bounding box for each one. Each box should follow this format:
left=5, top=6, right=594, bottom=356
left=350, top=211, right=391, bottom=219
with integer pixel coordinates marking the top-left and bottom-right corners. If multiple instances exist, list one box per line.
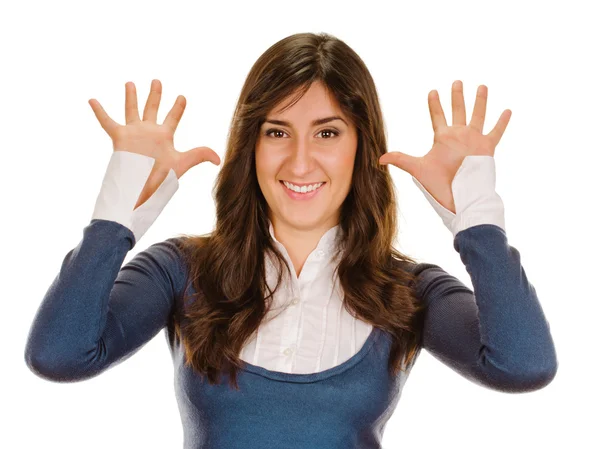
left=288, top=137, right=316, bottom=177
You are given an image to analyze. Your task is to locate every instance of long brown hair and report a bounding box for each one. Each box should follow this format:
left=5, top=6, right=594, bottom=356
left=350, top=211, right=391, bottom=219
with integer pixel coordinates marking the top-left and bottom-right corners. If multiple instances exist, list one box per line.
left=171, top=32, right=426, bottom=390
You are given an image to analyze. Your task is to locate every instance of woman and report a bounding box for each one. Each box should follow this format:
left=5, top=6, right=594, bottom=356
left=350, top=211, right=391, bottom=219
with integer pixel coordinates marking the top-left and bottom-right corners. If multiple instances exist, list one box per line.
left=24, top=32, right=558, bottom=448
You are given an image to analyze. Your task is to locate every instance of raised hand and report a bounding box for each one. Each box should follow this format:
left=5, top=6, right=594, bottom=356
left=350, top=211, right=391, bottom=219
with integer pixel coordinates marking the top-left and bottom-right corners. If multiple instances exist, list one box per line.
left=379, top=80, right=511, bottom=214
left=89, top=79, right=221, bottom=209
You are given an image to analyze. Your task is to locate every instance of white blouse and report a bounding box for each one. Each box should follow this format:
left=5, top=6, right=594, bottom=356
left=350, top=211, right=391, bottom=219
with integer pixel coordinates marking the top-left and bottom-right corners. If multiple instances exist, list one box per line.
left=91, top=150, right=506, bottom=374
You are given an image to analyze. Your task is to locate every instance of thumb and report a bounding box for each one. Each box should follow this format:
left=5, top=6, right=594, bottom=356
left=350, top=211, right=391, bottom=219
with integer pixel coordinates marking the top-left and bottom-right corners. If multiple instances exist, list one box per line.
left=180, top=146, right=221, bottom=172
left=379, top=151, right=420, bottom=177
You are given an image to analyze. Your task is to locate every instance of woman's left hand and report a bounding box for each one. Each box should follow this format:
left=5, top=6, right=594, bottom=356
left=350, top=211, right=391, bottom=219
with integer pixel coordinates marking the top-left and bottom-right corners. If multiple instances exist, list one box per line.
left=379, top=80, right=512, bottom=214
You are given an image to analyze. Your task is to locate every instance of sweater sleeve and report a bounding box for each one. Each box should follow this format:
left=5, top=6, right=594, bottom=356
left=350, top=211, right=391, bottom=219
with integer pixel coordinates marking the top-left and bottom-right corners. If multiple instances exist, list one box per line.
left=24, top=151, right=187, bottom=382
left=411, top=156, right=558, bottom=393
left=24, top=222, right=188, bottom=382
left=414, top=226, right=558, bottom=393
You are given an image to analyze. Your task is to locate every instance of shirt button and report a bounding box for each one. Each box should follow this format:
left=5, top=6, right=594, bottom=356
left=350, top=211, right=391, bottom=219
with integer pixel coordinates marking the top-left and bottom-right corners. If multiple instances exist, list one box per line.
left=315, top=249, right=325, bottom=259
left=283, top=347, right=294, bottom=356
left=291, top=297, right=299, bottom=305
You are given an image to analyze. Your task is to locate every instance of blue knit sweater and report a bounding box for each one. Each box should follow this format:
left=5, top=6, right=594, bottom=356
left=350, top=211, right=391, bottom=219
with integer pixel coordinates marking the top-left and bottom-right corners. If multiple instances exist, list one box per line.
left=24, top=219, right=557, bottom=448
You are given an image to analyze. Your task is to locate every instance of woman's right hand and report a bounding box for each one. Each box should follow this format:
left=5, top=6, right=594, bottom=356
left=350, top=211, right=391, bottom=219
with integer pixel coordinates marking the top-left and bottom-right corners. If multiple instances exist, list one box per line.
left=89, top=79, right=220, bottom=209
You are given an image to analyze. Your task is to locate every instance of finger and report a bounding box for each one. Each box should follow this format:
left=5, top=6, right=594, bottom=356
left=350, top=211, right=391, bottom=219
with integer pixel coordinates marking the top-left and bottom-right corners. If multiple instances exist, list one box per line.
left=469, top=84, right=488, bottom=133
left=487, top=109, right=512, bottom=147
left=163, top=95, right=186, bottom=131
left=452, top=80, right=466, bottom=126
left=178, top=146, right=221, bottom=176
left=428, top=90, right=447, bottom=134
left=125, top=81, right=140, bottom=124
left=143, top=79, right=162, bottom=123
left=89, top=99, right=119, bottom=136
left=378, top=151, right=420, bottom=177
left=191, top=146, right=221, bottom=166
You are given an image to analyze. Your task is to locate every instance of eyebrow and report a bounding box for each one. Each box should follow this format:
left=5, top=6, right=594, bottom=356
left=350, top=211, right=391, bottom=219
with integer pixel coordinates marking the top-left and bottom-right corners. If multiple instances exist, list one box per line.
left=263, top=115, right=348, bottom=127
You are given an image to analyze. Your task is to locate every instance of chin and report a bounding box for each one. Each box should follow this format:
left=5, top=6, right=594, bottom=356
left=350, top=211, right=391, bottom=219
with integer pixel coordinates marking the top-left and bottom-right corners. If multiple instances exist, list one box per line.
left=274, top=206, right=320, bottom=227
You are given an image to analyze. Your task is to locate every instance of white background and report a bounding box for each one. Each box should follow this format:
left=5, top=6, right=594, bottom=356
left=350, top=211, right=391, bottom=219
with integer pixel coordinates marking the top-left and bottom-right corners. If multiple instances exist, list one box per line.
left=3, top=0, right=598, bottom=447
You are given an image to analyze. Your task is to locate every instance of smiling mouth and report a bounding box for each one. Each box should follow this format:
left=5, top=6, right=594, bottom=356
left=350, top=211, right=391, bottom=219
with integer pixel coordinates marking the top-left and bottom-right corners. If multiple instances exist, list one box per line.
left=280, top=180, right=326, bottom=193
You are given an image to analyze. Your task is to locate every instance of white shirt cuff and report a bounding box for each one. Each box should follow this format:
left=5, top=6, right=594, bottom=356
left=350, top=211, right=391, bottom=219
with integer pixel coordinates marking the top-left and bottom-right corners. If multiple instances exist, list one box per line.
left=412, top=155, right=506, bottom=238
left=91, top=150, right=179, bottom=246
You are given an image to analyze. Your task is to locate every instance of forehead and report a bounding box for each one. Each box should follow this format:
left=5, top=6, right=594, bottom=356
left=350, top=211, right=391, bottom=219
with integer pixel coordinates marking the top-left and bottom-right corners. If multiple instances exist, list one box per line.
left=270, top=81, right=343, bottom=119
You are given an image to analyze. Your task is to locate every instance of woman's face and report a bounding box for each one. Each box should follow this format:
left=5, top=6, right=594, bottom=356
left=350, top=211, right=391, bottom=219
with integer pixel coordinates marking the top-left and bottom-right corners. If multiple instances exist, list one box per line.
left=255, top=81, right=358, bottom=232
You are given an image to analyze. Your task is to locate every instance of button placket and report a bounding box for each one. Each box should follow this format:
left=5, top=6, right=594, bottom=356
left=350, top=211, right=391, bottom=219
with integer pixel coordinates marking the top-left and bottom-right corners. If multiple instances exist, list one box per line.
left=280, top=284, right=300, bottom=364
left=283, top=344, right=296, bottom=356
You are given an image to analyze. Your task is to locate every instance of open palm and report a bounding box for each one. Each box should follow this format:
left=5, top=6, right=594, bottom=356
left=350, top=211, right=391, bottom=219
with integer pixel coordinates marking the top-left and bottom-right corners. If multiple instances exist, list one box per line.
left=89, top=79, right=221, bottom=210
left=380, top=80, right=511, bottom=214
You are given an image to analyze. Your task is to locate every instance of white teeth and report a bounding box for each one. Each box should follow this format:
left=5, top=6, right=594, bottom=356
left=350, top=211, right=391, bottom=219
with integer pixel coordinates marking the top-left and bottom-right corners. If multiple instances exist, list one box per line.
left=283, top=181, right=324, bottom=193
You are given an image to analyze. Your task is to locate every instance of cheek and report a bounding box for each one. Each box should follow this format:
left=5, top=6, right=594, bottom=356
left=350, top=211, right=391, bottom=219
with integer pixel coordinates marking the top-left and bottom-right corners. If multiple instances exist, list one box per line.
left=254, top=146, right=270, bottom=176
left=255, top=147, right=281, bottom=187
left=324, top=149, right=356, bottom=185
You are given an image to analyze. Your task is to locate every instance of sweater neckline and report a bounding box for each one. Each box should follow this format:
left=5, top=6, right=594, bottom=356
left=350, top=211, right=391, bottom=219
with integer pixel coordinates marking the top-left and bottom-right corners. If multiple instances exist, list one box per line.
left=239, top=325, right=382, bottom=383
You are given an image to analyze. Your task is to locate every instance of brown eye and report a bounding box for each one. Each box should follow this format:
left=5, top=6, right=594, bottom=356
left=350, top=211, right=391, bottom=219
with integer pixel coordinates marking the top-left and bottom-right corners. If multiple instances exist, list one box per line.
left=318, top=129, right=340, bottom=139
left=265, top=129, right=286, bottom=138
left=264, top=128, right=340, bottom=139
